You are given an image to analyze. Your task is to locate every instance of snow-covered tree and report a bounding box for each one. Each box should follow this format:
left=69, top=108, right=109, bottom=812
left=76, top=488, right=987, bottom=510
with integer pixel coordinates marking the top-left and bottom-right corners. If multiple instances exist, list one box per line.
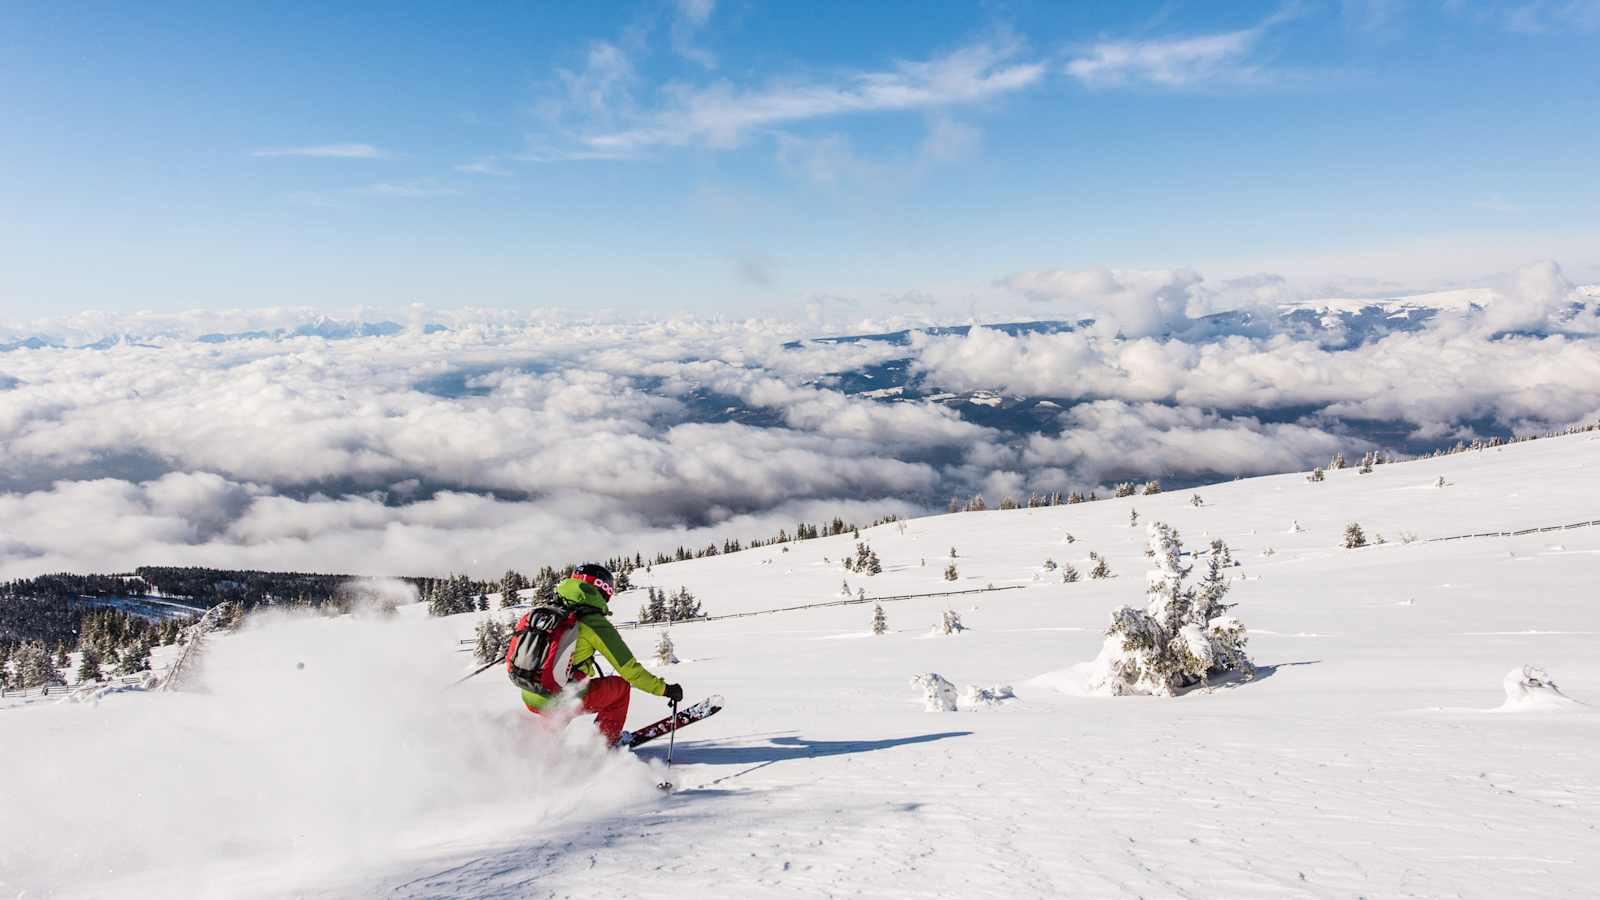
left=75, top=649, right=103, bottom=684
left=1190, top=493, right=1204, bottom=507
left=1089, top=555, right=1113, bottom=580
left=1344, top=522, right=1367, bottom=549
left=654, top=630, right=678, bottom=666
left=1129, top=509, right=1140, bottom=528
left=1141, top=480, right=1162, bottom=495
left=911, top=673, right=958, bottom=711
left=949, top=546, right=958, bottom=558
left=1063, top=532, right=1076, bottom=544
left=650, top=587, right=670, bottom=622
left=1062, top=564, right=1080, bottom=583
left=852, top=542, right=881, bottom=575
left=116, top=641, right=151, bottom=677
left=938, top=609, right=964, bottom=635
left=1307, top=467, right=1325, bottom=483
left=668, top=587, right=702, bottom=621
left=472, top=616, right=508, bottom=665
left=531, top=568, right=559, bottom=602
left=943, top=562, right=959, bottom=582
left=1113, top=482, right=1137, bottom=498
left=840, top=579, right=852, bottom=598
left=13, top=641, right=64, bottom=689
left=1330, top=452, right=1346, bottom=470
left=1435, top=475, right=1447, bottom=488
left=1086, top=523, right=1253, bottom=696
left=1042, top=558, right=1057, bottom=572
left=499, top=570, right=527, bottom=608
left=871, top=603, right=887, bottom=635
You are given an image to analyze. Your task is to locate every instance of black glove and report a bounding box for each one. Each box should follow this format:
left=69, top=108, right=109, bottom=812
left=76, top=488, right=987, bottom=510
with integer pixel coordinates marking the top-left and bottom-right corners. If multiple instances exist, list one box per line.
left=664, top=683, right=684, bottom=704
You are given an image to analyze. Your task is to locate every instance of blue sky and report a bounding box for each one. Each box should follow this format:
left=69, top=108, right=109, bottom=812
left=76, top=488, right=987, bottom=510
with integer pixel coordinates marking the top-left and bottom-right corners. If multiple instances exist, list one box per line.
left=2, top=0, right=1597, bottom=320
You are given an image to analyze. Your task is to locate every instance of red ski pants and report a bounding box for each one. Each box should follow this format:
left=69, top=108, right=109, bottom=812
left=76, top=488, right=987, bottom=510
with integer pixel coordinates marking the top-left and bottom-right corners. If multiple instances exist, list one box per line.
left=530, top=675, right=631, bottom=745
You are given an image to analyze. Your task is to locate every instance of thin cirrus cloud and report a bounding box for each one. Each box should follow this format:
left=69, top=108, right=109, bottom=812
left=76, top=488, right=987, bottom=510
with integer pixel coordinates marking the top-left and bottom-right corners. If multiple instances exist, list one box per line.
left=250, top=143, right=388, bottom=159
left=1064, top=7, right=1303, bottom=88
left=575, top=38, right=1046, bottom=154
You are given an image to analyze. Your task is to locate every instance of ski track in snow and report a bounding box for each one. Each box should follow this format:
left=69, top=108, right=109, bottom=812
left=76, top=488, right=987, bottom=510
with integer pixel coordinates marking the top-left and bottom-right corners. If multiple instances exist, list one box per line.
left=5, top=434, right=1600, bottom=898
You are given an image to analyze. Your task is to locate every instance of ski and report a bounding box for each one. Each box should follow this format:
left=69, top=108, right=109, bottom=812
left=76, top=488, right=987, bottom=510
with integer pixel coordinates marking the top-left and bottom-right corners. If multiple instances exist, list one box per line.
left=625, top=694, right=723, bottom=749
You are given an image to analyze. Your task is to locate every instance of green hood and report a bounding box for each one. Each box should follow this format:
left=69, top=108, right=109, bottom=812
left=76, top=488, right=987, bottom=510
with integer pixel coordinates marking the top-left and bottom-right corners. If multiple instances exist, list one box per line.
left=556, top=577, right=611, bottom=615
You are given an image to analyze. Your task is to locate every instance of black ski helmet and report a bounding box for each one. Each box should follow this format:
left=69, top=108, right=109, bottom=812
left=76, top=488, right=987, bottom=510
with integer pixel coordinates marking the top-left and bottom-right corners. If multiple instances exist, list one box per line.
left=571, top=562, right=616, bottom=600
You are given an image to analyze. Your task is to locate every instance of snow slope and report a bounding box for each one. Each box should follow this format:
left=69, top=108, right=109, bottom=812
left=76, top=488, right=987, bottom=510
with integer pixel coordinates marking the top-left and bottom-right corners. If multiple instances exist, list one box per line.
left=4, top=434, right=1599, bottom=898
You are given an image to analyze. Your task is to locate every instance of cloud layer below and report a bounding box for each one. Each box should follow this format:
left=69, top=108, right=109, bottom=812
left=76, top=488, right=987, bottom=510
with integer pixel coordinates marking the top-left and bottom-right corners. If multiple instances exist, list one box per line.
left=2, top=261, right=1597, bottom=579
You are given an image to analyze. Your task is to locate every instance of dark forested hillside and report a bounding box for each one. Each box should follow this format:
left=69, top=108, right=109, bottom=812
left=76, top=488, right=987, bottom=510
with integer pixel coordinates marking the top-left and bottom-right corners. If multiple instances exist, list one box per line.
left=1, top=567, right=431, bottom=652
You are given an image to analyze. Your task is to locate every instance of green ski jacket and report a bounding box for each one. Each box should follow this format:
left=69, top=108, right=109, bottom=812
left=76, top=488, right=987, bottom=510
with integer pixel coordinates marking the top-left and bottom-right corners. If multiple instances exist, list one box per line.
left=520, top=577, right=667, bottom=710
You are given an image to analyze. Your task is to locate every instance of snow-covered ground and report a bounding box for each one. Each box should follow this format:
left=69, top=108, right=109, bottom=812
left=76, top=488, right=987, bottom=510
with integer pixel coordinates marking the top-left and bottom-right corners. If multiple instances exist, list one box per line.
left=3, top=433, right=1599, bottom=898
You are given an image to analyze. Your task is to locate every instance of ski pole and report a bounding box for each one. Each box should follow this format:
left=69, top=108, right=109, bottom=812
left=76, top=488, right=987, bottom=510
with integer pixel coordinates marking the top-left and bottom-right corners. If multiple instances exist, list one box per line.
left=666, top=698, right=679, bottom=766
left=448, top=656, right=502, bottom=687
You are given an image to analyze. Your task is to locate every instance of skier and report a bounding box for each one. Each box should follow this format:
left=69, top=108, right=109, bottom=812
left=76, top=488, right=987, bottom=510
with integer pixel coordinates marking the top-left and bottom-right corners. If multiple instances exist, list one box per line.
left=511, top=564, right=683, bottom=746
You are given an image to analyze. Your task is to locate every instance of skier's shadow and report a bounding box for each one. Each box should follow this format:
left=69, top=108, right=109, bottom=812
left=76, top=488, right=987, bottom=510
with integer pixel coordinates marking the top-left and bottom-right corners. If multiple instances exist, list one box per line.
left=633, top=730, right=971, bottom=767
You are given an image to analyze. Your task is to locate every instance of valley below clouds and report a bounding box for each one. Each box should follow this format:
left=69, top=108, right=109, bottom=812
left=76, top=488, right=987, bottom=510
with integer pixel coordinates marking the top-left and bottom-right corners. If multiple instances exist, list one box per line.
left=3, top=265, right=1598, bottom=580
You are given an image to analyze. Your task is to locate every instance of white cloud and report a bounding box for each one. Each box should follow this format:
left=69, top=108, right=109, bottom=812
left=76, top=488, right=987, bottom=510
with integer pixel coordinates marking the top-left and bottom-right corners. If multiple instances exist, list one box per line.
left=1065, top=7, right=1302, bottom=88
left=5, top=274, right=1599, bottom=580
left=1453, top=0, right=1600, bottom=33
left=671, top=0, right=718, bottom=69
left=999, top=267, right=1205, bottom=337
left=364, top=180, right=461, bottom=198
left=1476, top=259, right=1579, bottom=334
left=581, top=38, right=1045, bottom=153
left=676, top=0, right=716, bottom=28
left=454, top=158, right=512, bottom=176
left=251, top=143, right=387, bottom=159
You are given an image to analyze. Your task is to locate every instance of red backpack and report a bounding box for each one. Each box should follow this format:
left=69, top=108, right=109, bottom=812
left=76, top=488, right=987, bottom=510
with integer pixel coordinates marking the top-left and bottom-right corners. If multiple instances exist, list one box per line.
left=505, top=604, right=583, bottom=694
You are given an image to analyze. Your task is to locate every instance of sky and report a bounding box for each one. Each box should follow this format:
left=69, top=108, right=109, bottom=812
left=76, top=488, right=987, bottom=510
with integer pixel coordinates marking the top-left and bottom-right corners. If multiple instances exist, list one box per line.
left=2, top=0, right=1598, bottom=321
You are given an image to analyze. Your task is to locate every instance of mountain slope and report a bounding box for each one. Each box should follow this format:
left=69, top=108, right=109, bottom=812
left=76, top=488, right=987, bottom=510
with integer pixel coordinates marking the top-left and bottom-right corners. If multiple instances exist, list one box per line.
left=4, top=433, right=1598, bottom=898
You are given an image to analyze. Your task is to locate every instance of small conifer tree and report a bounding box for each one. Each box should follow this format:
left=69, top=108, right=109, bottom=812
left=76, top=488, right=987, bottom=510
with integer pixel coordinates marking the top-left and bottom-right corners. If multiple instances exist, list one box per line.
left=1062, top=564, right=1080, bottom=583
left=1344, top=522, right=1368, bottom=549
left=871, top=603, right=887, bottom=635
left=654, top=631, right=678, bottom=666
left=472, top=616, right=508, bottom=665
left=944, top=562, right=959, bottom=582
left=668, top=587, right=702, bottom=621
left=1190, top=493, right=1204, bottom=507
left=1308, top=467, right=1325, bottom=483
left=1129, top=509, right=1140, bottom=528
left=1089, top=556, right=1113, bottom=579
left=939, top=609, right=964, bottom=635
left=1087, top=523, right=1253, bottom=696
